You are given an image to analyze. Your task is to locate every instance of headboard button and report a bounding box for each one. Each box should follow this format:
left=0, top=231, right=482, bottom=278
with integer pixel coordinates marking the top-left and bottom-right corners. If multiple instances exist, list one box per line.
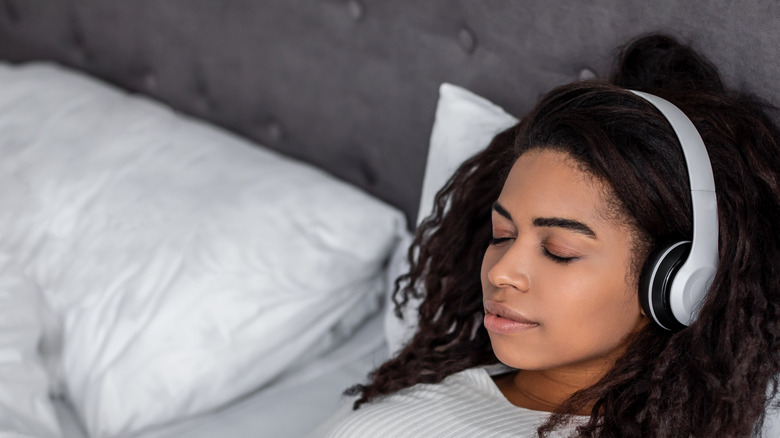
left=457, top=26, right=477, bottom=54
left=256, top=119, right=284, bottom=146
left=579, top=68, right=597, bottom=80
left=194, top=96, right=211, bottom=115
left=69, top=27, right=88, bottom=65
left=3, top=0, right=20, bottom=24
left=347, top=0, right=365, bottom=22
left=69, top=46, right=87, bottom=65
left=143, top=72, right=158, bottom=91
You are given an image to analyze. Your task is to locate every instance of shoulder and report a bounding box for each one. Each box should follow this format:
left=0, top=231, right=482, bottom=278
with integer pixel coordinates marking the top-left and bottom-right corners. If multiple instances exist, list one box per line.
left=314, top=367, right=555, bottom=438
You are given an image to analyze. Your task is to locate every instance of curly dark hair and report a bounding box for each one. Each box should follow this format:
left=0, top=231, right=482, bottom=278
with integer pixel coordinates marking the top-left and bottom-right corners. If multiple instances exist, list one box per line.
left=346, top=33, right=780, bottom=437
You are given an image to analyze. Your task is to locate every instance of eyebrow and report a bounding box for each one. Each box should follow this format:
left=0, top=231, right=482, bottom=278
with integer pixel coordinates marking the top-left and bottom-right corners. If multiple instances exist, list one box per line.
left=492, top=202, right=598, bottom=239
left=492, top=202, right=513, bottom=221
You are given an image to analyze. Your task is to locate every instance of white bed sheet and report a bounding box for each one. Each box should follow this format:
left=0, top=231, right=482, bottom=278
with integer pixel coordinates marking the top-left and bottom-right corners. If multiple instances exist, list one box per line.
left=54, top=312, right=388, bottom=438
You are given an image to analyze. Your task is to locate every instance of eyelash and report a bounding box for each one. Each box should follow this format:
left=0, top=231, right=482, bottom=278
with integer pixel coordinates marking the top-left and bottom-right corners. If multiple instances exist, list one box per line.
left=490, top=237, right=512, bottom=245
left=542, top=246, right=577, bottom=265
left=489, top=237, right=577, bottom=265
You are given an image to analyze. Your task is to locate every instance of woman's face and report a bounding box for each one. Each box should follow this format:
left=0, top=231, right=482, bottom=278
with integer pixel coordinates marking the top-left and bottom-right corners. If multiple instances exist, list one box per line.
left=481, top=149, right=647, bottom=375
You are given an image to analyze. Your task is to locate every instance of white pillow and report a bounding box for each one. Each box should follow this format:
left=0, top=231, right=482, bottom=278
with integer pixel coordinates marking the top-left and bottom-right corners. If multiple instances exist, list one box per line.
left=0, top=254, right=61, bottom=438
left=0, top=62, right=406, bottom=438
left=383, top=83, right=518, bottom=354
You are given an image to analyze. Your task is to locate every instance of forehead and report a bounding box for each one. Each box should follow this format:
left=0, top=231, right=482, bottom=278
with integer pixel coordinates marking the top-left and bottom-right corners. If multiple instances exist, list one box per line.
left=498, top=149, right=615, bottom=224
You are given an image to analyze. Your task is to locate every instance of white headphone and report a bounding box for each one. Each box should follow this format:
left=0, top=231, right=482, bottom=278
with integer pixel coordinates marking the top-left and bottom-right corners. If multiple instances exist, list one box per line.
left=630, top=90, right=719, bottom=331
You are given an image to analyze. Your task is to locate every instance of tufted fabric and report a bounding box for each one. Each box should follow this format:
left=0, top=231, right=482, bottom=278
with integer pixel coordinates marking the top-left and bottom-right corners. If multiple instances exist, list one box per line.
left=0, top=0, right=778, bottom=223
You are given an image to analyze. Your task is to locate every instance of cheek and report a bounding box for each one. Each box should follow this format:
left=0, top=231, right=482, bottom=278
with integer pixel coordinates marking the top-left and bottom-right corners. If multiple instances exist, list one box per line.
left=539, top=265, right=641, bottom=356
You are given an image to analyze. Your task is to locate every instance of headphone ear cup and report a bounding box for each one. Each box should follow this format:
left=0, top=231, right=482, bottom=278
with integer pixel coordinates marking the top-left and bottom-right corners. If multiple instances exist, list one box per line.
left=639, top=241, right=690, bottom=331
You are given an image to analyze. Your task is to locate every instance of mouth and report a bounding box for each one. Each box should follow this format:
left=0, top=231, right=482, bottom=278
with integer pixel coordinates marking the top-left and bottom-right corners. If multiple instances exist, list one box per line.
left=483, top=300, right=539, bottom=334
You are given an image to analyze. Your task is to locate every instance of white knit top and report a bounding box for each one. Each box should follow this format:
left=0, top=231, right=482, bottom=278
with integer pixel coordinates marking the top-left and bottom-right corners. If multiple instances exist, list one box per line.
left=310, top=367, right=584, bottom=438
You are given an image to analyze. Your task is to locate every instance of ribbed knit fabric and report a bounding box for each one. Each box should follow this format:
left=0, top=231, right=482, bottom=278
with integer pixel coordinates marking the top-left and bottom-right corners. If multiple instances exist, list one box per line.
left=312, top=367, right=584, bottom=438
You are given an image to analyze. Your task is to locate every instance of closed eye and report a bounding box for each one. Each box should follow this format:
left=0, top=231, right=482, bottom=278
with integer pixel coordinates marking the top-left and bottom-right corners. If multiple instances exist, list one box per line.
left=490, top=237, right=513, bottom=245
left=542, top=246, right=578, bottom=264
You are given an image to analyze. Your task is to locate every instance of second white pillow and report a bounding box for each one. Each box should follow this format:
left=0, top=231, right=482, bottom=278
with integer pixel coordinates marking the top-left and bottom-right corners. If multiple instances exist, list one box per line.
left=384, top=83, right=518, bottom=354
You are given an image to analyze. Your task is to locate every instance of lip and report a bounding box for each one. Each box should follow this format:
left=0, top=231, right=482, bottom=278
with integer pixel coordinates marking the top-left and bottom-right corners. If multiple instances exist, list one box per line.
left=483, top=300, right=539, bottom=334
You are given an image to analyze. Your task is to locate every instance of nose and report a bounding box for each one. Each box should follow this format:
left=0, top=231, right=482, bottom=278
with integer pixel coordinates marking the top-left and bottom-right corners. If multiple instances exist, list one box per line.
left=483, top=243, right=530, bottom=293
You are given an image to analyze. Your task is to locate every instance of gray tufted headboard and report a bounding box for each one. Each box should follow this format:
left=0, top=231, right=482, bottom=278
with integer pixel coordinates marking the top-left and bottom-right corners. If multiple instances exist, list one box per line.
left=1, top=0, right=778, bottom=224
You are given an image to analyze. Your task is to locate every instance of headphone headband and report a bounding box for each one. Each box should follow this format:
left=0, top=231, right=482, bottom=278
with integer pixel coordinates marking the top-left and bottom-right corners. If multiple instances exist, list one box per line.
left=630, top=90, right=719, bottom=328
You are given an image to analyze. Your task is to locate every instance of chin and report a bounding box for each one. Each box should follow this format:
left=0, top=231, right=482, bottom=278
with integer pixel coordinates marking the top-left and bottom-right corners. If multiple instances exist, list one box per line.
left=489, top=335, right=543, bottom=371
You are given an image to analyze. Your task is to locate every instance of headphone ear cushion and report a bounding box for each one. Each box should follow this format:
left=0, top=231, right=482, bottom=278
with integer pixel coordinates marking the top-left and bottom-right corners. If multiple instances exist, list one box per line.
left=639, top=241, right=690, bottom=331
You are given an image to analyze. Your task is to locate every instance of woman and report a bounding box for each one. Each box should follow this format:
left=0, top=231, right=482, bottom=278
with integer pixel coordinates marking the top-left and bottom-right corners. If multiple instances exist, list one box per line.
left=321, top=34, right=780, bottom=437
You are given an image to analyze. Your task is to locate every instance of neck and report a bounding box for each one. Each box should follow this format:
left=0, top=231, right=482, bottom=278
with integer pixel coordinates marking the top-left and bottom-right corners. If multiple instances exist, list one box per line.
left=494, top=364, right=610, bottom=415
